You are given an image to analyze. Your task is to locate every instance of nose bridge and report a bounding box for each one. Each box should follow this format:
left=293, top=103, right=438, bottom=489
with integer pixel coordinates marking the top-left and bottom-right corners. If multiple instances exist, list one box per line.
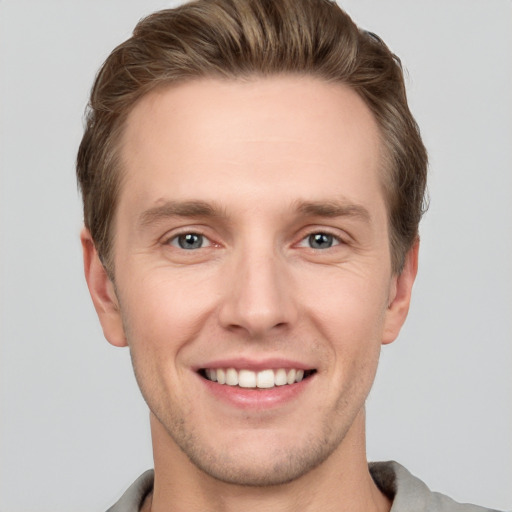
left=218, top=236, right=296, bottom=337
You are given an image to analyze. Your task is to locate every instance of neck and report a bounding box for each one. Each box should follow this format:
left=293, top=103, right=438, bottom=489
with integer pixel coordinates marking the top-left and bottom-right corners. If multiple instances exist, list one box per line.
left=145, top=410, right=391, bottom=512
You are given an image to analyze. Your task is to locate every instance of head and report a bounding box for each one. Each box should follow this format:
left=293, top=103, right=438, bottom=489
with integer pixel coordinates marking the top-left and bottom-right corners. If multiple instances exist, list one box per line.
left=78, top=0, right=427, bottom=490
left=77, top=0, right=427, bottom=278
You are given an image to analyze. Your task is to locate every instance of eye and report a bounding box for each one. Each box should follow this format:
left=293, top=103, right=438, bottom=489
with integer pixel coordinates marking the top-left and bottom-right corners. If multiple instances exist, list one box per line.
left=299, top=232, right=341, bottom=250
left=169, top=233, right=211, bottom=250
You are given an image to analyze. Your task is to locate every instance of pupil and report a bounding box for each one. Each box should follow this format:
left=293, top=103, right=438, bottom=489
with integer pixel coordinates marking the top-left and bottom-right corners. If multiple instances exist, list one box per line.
left=178, top=233, right=202, bottom=249
left=309, top=233, right=333, bottom=249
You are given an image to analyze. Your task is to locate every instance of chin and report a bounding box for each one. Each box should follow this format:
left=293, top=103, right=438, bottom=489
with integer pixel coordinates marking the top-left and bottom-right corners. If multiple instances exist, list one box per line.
left=185, top=446, right=331, bottom=487
left=162, top=416, right=351, bottom=487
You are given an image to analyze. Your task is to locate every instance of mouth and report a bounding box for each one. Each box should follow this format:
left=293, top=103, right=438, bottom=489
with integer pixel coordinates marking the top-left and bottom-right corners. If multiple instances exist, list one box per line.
left=198, top=367, right=317, bottom=389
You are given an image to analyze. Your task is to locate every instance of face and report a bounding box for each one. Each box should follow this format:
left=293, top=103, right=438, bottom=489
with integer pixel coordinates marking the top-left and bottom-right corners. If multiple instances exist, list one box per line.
left=83, top=76, right=417, bottom=486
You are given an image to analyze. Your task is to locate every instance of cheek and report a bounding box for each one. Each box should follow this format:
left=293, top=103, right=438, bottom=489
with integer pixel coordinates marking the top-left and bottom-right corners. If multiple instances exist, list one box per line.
left=117, top=272, right=213, bottom=412
left=300, top=266, right=389, bottom=383
left=120, top=268, right=218, bottom=341
left=301, top=265, right=390, bottom=338
left=115, top=274, right=218, bottom=403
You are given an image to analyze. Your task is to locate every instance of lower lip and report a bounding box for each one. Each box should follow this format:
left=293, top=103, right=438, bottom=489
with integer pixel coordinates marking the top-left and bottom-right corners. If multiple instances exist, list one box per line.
left=198, top=374, right=313, bottom=410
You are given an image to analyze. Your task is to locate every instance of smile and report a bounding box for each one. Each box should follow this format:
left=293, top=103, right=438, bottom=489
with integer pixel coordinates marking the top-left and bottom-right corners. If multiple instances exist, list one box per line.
left=200, top=368, right=316, bottom=389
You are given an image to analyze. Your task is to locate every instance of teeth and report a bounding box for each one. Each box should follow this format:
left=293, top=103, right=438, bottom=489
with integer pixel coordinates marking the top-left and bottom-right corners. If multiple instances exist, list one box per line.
left=239, top=369, right=257, bottom=388
left=217, top=368, right=226, bottom=384
left=256, top=369, right=274, bottom=388
left=203, top=368, right=311, bottom=388
left=275, top=368, right=288, bottom=386
left=225, top=368, right=238, bottom=386
left=206, top=368, right=217, bottom=382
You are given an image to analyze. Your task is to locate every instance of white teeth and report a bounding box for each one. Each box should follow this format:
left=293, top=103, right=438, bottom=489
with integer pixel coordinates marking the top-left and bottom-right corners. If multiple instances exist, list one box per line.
left=217, top=368, right=226, bottom=384
left=275, top=368, right=288, bottom=386
left=225, top=368, right=238, bottom=386
left=286, top=369, right=296, bottom=385
left=256, top=369, right=275, bottom=388
left=238, top=369, right=257, bottom=388
left=203, top=367, right=312, bottom=388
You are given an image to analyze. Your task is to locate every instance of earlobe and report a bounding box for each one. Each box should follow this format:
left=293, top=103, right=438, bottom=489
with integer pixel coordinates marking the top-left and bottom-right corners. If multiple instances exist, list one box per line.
left=382, top=239, right=419, bottom=345
left=80, top=227, right=127, bottom=347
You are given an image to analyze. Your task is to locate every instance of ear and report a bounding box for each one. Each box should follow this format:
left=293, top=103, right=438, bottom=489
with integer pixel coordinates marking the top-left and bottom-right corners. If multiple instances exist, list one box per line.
left=382, top=239, right=419, bottom=345
left=81, top=227, right=127, bottom=347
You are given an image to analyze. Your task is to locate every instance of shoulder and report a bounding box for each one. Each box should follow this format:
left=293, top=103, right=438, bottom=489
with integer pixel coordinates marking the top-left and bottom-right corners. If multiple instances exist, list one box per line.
left=106, top=470, right=154, bottom=512
left=370, top=461, right=503, bottom=512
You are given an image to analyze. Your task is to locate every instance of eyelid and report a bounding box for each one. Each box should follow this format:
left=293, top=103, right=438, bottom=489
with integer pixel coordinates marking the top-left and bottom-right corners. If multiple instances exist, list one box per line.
left=168, top=233, right=212, bottom=249
left=296, top=234, right=341, bottom=249
left=161, top=227, right=215, bottom=248
left=295, top=227, right=348, bottom=248
left=159, top=225, right=348, bottom=250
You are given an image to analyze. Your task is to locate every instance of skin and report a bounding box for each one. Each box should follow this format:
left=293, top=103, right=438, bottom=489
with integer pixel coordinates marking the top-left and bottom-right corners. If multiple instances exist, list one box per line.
left=82, top=76, right=418, bottom=512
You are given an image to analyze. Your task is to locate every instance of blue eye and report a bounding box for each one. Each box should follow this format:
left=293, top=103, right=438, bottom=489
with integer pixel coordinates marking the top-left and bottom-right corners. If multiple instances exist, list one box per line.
left=307, top=233, right=338, bottom=249
left=171, top=233, right=210, bottom=250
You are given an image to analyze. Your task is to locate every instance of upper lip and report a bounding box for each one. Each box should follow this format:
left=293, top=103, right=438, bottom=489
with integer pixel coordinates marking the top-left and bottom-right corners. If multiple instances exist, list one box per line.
left=194, top=357, right=315, bottom=372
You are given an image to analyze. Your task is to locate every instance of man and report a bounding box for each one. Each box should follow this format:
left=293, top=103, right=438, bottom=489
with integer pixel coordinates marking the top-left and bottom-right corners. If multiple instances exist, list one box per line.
left=76, top=0, right=500, bottom=511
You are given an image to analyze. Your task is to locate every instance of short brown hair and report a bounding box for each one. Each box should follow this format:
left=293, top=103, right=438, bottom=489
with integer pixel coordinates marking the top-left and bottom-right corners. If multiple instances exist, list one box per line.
left=77, top=0, right=428, bottom=275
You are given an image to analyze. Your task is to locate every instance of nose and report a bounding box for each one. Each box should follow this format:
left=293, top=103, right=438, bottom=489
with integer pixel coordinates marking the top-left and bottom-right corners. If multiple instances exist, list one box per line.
left=217, top=244, right=298, bottom=338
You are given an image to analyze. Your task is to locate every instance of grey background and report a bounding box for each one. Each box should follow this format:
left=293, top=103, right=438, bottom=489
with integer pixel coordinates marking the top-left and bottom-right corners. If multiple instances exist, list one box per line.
left=0, top=1, right=511, bottom=511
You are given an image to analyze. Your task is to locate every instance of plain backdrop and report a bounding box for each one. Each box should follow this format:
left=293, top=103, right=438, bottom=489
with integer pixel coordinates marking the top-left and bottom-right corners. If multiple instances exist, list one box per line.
left=0, top=1, right=511, bottom=511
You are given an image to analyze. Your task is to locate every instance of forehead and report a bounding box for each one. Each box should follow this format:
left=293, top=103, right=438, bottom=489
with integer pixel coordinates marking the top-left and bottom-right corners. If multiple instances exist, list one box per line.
left=118, top=76, right=385, bottom=216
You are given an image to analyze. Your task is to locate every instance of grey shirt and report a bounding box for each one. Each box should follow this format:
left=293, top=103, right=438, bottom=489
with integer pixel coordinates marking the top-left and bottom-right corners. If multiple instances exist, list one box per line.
left=107, top=461, right=501, bottom=512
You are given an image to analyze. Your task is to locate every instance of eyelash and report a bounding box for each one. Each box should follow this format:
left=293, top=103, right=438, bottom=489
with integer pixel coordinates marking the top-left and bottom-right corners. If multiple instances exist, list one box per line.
left=297, top=231, right=343, bottom=250
left=166, top=231, right=212, bottom=250
left=164, top=230, right=344, bottom=251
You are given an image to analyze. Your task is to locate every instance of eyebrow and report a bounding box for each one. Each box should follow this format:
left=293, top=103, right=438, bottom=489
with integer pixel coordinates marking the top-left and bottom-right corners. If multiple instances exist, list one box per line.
left=294, top=200, right=371, bottom=222
left=138, top=200, right=224, bottom=228
left=138, top=198, right=371, bottom=229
